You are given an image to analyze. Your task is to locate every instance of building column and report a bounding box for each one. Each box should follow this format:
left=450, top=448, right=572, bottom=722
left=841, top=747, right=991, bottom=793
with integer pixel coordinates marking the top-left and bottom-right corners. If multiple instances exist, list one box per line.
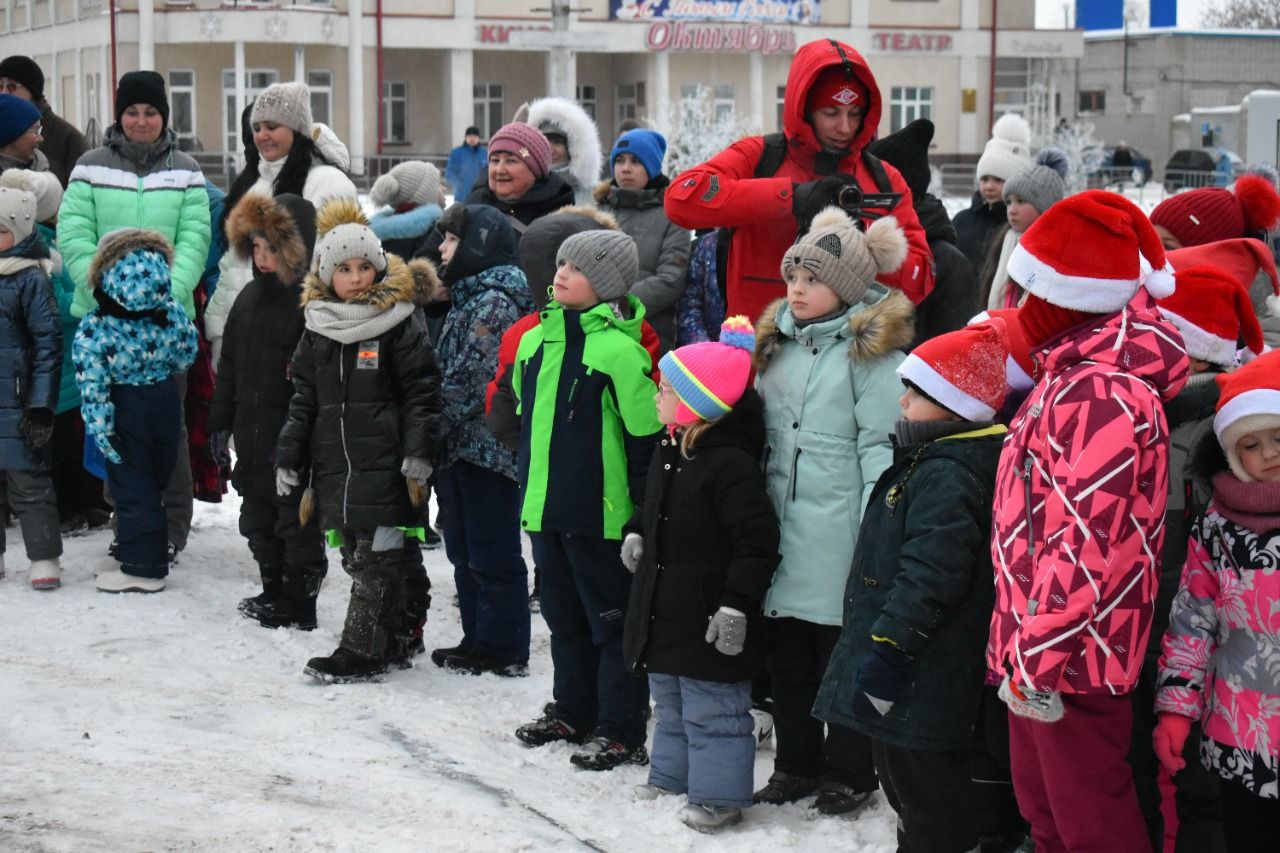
left=648, top=50, right=669, bottom=133
left=748, top=52, right=764, bottom=133
left=138, top=0, right=155, bottom=70
left=234, top=40, right=246, bottom=165
left=347, top=1, right=366, bottom=175
left=959, top=0, right=981, bottom=154
left=73, top=43, right=83, bottom=127
left=294, top=45, right=306, bottom=84
left=447, top=49, right=474, bottom=148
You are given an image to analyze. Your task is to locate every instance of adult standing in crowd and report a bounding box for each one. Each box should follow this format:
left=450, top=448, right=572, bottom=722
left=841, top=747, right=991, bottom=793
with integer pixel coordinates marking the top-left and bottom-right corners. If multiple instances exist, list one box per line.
left=206, top=81, right=357, bottom=367
left=664, top=38, right=934, bottom=322
left=520, top=97, right=603, bottom=207
left=0, top=56, right=88, bottom=187
left=0, top=95, right=47, bottom=176
left=593, top=128, right=689, bottom=353
left=445, top=126, right=487, bottom=199
left=951, top=114, right=1032, bottom=274
left=57, top=69, right=211, bottom=564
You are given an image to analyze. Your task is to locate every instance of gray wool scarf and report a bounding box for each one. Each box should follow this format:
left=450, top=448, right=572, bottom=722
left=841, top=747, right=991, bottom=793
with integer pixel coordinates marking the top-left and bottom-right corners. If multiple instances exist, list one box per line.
left=304, top=298, right=415, bottom=344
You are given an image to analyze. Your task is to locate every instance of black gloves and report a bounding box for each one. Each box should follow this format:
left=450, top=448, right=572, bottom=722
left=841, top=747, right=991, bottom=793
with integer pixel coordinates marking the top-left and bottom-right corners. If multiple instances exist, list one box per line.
left=791, top=174, right=859, bottom=232
left=19, top=408, right=54, bottom=449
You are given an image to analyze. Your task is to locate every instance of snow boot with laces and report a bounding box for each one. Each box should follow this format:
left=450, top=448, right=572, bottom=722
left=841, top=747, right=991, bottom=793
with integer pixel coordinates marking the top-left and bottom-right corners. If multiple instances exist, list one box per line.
left=569, top=736, right=649, bottom=771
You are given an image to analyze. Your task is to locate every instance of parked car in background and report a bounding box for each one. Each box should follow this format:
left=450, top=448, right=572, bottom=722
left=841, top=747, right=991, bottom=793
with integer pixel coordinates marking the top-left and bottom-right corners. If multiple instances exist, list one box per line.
left=1164, top=148, right=1242, bottom=191
left=1084, top=144, right=1153, bottom=187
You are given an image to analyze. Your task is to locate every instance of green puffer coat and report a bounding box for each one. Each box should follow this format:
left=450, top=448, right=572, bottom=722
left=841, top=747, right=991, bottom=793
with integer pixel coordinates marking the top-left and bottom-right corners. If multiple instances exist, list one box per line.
left=813, top=425, right=1005, bottom=751
left=57, top=126, right=211, bottom=320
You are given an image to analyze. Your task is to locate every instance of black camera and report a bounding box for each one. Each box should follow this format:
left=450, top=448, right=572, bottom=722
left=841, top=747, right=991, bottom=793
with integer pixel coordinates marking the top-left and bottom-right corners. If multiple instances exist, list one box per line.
left=835, top=185, right=905, bottom=230
left=836, top=184, right=865, bottom=211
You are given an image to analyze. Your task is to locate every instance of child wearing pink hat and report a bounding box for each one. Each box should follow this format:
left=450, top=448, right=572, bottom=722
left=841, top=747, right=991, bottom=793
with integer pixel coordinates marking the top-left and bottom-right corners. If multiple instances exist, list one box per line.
left=620, top=317, right=781, bottom=833
left=1154, top=349, right=1280, bottom=853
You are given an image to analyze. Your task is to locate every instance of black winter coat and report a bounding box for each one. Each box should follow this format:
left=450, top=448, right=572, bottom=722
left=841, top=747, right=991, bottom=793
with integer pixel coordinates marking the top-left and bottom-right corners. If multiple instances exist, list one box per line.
left=623, top=390, right=780, bottom=683
left=0, top=235, right=62, bottom=471
left=951, top=191, right=1007, bottom=275
left=275, top=256, right=442, bottom=531
left=813, top=425, right=1004, bottom=751
left=910, top=195, right=979, bottom=350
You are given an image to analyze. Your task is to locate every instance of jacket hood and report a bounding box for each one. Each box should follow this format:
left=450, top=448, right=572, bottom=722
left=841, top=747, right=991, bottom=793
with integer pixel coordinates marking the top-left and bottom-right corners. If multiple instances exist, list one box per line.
left=301, top=250, right=438, bottom=309
left=753, top=284, right=914, bottom=373
left=369, top=203, right=443, bottom=242
left=1040, top=290, right=1190, bottom=403
left=518, top=205, right=620, bottom=309
left=592, top=177, right=668, bottom=210
left=784, top=39, right=882, bottom=160
left=226, top=192, right=317, bottom=285
left=437, top=203, right=520, bottom=285
left=87, top=228, right=174, bottom=295
left=519, top=97, right=602, bottom=194
left=309, top=122, right=351, bottom=171
left=689, top=385, right=766, bottom=459
left=449, top=262, right=531, bottom=314
left=916, top=194, right=957, bottom=245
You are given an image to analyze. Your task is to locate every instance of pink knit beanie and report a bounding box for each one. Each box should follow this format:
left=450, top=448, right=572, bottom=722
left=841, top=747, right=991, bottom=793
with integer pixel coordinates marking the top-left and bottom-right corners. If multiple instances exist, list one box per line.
left=488, top=122, right=552, bottom=179
left=659, top=317, right=756, bottom=426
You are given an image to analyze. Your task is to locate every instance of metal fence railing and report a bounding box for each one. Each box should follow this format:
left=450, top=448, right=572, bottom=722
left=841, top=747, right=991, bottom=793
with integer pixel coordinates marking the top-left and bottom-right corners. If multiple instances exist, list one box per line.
left=938, top=164, right=977, bottom=199
left=194, top=151, right=453, bottom=195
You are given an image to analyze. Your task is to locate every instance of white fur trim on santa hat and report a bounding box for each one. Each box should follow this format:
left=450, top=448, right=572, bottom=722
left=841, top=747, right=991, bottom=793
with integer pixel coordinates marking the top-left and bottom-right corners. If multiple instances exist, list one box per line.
left=897, top=352, right=997, bottom=421
left=1007, top=241, right=1139, bottom=313
left=1215, top=389, right=1280, bottom=443
left=1158, top=306, right=1237, bottom=367
left=1006, top=355, right=1035, bottom=392
left=1219, top=411, right=1280, bottom=481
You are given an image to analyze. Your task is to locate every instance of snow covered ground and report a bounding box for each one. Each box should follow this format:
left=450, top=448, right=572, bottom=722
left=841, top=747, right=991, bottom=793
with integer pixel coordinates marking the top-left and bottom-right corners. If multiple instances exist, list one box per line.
left=1, top=494, right=897, bottom=852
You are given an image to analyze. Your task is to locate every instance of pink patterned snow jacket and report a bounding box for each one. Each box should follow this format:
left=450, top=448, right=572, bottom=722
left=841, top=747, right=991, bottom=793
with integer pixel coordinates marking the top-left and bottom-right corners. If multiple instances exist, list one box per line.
left=1156, top=475, right=1280, bottom=799
left=987, top=291, right=1189, bottom=695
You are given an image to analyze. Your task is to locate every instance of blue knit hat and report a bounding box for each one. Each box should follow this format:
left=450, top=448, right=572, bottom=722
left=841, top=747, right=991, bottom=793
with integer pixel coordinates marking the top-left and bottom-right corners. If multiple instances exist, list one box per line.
left=610, top=129, right=666, bottom=182
left=0, top=93, right=40, bottom=148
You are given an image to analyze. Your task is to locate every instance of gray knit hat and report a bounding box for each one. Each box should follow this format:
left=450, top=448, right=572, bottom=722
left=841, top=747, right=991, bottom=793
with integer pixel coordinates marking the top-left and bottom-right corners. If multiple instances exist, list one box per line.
left=0, top=176, right=36, bottom=243
left=250, top=82, right=313, bottom=136
left=313, top=198, right=388, bottom=288
left=1004, top=147, right=1069, bottom=216
left=370, top=161, right=442, bottom=210
left=556, top=229, right=638, bottom=302
left=780, top=207, right=908, bottom=305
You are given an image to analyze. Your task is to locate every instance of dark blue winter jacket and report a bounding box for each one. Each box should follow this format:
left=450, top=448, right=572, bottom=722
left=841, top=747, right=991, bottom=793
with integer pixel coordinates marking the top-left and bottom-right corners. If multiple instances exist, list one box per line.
left=0, top=232, right=62, bottom=471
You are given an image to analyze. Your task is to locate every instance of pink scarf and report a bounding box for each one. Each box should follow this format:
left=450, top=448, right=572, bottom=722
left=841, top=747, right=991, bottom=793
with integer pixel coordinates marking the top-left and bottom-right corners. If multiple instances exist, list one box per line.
left=1212, top=472, right=1280, bottom=534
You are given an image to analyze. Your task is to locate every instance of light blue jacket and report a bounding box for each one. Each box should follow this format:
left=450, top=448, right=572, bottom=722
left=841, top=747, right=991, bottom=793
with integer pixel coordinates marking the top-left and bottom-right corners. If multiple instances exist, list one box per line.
left=753, top=286, right=914, bottom=626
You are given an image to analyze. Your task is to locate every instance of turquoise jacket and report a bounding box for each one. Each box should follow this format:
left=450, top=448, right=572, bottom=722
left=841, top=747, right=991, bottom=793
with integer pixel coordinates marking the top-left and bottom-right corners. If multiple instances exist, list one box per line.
left=57, top=126, right=211, bottom=320
left=513, top=296, right=662, bottom=540
left=38, top=223, right=80, bottom=414
left=753, top=286, right=914, bottom=626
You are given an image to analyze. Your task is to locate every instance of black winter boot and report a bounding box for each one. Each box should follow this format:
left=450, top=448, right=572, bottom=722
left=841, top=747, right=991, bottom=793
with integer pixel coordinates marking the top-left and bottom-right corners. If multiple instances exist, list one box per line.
left=304, top=646, right=388, bottom=683
left=753, top=772, right=821, bottom=805
left=239, top=567, right=284, bottom=621
left=515, top=707, right=586, bottom=747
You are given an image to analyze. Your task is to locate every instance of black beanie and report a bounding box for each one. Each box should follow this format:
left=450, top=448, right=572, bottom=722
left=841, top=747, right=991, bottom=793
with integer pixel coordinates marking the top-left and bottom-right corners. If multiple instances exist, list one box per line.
left=115, top=70, right=169, bottom=129
left=0, top=56, right=44, bottom=101
left=866, top=118, right=934, bottom=202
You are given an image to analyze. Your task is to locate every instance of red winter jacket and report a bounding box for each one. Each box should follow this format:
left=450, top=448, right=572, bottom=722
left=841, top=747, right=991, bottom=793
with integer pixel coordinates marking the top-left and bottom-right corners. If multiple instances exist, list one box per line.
left=664, top=39, right=935, bottom=323
left=987, top=292, right=1189, bottom=695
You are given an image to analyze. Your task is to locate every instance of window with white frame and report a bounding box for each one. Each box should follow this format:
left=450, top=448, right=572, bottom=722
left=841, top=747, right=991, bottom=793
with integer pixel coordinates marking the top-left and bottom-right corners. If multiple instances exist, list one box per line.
left=473, top=82, right=503, bottom=139
left=168, top=69, right=196, bottom=151
left=889, top=86, right=932, bottom=133
left=713, top=84, right=735, bottom=122
left=616, top=82, right=640, bottom=132
left=993, top=57, right=1031, bottom=117
left=576, top=84, right=597, bottom=122
left=382, top=81, right=408, bottom=143
left=308, top=70, right=332, bottom=127
left=222, top=69, right=280, bottom=157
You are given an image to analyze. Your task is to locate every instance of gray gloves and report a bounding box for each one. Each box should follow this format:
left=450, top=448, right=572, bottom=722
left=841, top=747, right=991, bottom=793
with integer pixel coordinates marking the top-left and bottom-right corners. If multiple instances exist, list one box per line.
left=705, top=607, right=747, bottom=656
left=620, top=532, right=643, bottom=573
left=275, top=467, right=300, bottom=497
left=401, top=456, right=433, bottom=487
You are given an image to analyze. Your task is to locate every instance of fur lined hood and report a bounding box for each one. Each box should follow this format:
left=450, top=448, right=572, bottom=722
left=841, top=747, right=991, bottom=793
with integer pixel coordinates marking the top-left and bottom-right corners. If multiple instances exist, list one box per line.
left=516, top=97, right=602, bottom=197
left=87, top=228, right=173, bottom=292
left=753, top=286, right=915, bottom=373
left=225, top=192, right=317, bottom=285
left=301, top=251, right=439, bottom=309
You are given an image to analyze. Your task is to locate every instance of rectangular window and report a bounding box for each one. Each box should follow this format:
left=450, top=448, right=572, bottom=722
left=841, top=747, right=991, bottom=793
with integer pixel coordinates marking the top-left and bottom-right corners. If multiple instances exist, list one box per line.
left=889, top=86, right=933, bottom=133
left=168, top=69, right=196, bottom=151
left=576, top=84, right=596, bottom=122
left=222, top=68, right=279, bottom=163
left=616, top=83, right=638, bottom=131
left=382, top=81, right=408, bottom=144
left=1078, top=90, right=1106, bottom=114
left=713, top=84, right=735, bottom=124
left=472, top=82, right=503, bottom=139
left=308, top=70, right=332, bottom=127
left=993, top=57, right=1030, bottom=117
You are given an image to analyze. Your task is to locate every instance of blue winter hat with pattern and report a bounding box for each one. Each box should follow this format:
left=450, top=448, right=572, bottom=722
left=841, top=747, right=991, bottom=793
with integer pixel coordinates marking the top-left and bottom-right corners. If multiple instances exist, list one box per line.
left=0, top=93, right=40, bottom=148
left=610, top=129, right=666, bottom=182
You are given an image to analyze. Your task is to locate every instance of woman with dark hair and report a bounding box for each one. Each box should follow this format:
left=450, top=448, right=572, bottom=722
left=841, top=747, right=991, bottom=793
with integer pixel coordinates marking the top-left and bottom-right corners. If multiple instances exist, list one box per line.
left=206, top=82, right=356, bottom=364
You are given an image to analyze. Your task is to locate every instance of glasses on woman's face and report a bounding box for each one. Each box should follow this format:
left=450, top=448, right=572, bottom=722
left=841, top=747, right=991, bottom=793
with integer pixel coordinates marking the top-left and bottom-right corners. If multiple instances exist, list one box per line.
left=0, top=80, right=28, bottom=95
left=26, top=125, right=42, bottom=138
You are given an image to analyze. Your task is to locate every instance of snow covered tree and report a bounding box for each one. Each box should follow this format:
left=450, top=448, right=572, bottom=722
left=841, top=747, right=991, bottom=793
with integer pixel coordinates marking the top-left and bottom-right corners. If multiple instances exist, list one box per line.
left=660, top=86, right=759, bottom=178
left=1202, top=0, right=1280, bottom=27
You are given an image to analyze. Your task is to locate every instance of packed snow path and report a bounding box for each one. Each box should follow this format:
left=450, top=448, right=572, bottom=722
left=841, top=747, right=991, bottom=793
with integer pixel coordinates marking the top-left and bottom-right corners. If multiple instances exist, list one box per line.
left=1, top=494, right=896, bottom=852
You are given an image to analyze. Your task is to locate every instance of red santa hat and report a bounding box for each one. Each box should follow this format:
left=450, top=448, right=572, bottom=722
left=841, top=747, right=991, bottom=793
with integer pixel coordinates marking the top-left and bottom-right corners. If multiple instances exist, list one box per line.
left=971, top=307, right=1036, bottom=392
left=1007, top=189, right=1175, bottom=314
left=897, top=319, right=1009, bottom=421
left=1214, top=349, right=1280, bottom=481
left=1167, top=237, right=1278, bottom=301
left=1159, top=266, right=1265, bottom=368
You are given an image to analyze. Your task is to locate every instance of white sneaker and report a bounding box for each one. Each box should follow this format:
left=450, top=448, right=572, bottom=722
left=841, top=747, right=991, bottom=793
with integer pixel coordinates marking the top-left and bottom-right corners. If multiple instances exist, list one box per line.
left=30, top=558, right=61, bottom=590
left=634, top=783, right=681, bottom=801
left=750, top=708, right=774, bottom=749
left=679, top=804, right=743, bottom=833
left=96, top=569, right=165, bottom=594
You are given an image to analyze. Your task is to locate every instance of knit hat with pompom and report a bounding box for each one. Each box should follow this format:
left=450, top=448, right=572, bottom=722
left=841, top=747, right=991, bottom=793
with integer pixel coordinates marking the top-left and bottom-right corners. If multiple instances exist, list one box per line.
left=1004, top=147, right=1070, bottom=217
left=659, top=316, right=756, bottom=425
left=1150, top=174, right=1280, bottom=248
left=312, top=197, right=387, bottom=288
left=780, top=207, right=908, bottom=305
left=370, top=160, right=442, bottom=210
left=975, top=114, right=1033, bottom=183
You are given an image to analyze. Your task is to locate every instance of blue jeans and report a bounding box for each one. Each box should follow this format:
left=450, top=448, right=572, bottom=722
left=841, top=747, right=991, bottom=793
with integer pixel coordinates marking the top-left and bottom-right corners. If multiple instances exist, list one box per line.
left=649, top=673, right=754, bottom=808
left=530, top=530, right=648, bottom=747
left=437, top=460, right=529, bottom=663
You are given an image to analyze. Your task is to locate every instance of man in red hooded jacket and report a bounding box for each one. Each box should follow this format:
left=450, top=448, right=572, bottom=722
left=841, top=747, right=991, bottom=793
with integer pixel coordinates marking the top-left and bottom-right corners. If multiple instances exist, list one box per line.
left=665, top=38, right=935, bottom=323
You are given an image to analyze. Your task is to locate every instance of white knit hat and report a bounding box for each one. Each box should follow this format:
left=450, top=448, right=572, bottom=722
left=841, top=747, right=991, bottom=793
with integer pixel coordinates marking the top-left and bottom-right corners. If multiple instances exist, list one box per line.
left=250, top=82, right=313, bottom=137
left=0, top=169, right=59, bottom=226
left=370, top=161, right=442, bottom=210
left=312, top=198, right=387, bottom=288
left=975, top=114, right=1033, bottom=183
left=0, top=175, right=37, bottom=243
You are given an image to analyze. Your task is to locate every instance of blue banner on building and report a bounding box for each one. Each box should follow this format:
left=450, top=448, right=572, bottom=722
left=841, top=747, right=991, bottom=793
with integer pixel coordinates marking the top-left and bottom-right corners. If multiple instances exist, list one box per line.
left=611, top=0, right=818, bottom=24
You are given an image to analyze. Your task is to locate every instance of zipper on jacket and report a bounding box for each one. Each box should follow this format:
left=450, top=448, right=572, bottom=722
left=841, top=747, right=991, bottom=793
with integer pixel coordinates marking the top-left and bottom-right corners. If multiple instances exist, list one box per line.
left=339, top=343, right=352, bottom=526
left=790, top=447, right=802, bottom=501
left=1019, top=456, right=1036, bottom=556
left=566, top=377, right=581, bottom=422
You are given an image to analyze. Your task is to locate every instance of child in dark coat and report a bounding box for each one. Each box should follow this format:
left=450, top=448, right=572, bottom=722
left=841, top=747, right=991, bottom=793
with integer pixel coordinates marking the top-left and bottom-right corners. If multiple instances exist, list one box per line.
left=814, top=320, right=1010, bottom=853
left=274, top=199, right=442, bottom=683
left=622, top=316, right=780, bottom=833
left=74, top=229, right=198, bottom=593
left=211, top=192, right=327, bottom=630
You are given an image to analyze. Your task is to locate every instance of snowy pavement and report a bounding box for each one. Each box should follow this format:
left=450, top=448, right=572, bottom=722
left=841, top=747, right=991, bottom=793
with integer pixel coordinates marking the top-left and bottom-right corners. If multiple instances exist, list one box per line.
left=1, top=494, right=896, bottom=852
